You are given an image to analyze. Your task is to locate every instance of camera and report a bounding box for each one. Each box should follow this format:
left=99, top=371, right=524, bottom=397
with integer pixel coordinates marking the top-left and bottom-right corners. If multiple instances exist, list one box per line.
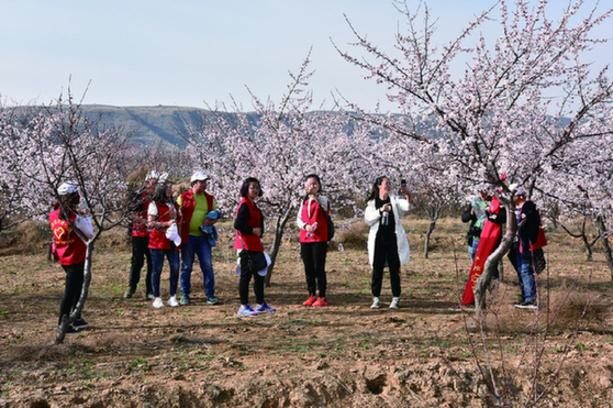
left=399, top=179, right=408, bottom=194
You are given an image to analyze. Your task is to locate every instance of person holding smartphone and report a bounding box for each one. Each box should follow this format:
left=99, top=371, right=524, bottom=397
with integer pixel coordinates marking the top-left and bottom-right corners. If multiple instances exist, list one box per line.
left=364, top=176, right=412, bottom=309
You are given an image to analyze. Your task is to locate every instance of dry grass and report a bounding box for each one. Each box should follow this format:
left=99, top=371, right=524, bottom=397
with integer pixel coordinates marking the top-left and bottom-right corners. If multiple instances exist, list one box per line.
left=487, top=288, right=609, bottom=336
left=0, top=220, right=50, bottom=256
left=334, top=219, right=369, bottom=249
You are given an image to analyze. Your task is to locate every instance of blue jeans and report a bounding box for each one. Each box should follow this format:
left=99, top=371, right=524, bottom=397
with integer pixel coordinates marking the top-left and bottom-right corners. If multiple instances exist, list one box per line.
left=150, top=247, right=179, bottom=298
left=468, top=237, right=480, bottom=261
left=180, top=235, right=215, bottom=298
left=515, top=251, right=536, bottom=303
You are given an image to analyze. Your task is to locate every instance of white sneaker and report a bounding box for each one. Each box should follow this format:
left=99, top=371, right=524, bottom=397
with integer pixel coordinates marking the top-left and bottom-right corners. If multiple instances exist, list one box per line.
left=370, top=297, right=381, bottom=309
left=389, top=297, right=400, bottom=309
left=152, top=297, right=164, bottom=309
left=168, top=295, right=179, bottom=308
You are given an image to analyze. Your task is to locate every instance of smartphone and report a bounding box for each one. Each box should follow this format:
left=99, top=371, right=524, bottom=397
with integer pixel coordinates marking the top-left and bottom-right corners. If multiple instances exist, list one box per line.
left=399, top=179, right=407, bottom=194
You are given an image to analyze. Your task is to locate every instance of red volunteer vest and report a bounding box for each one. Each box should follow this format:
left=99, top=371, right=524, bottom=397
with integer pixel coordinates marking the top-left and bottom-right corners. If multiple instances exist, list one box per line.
left=132, top=192, right=150, bottom=238
left=234, top=198, right=264, bottom=252
left=299, top=197, right=329, bottom=243
left=178, top=189, right=214, bottom=245
left=148, top=202, right=172, bottom=250
left=49, top=208, right=87, bottom=266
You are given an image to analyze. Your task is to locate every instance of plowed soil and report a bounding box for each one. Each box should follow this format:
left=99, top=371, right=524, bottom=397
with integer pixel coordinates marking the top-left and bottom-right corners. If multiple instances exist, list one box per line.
left=1, top=218, right=611, bottom=407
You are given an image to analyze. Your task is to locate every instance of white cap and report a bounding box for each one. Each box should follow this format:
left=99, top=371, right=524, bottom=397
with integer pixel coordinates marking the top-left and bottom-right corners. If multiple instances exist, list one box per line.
left=190, top=170, right=209, bottom=183
left=57, top=182, right=78, bottom=196
left=145, top=170, right=160, bottom=181
left=158, top=172, right=169, bottom=184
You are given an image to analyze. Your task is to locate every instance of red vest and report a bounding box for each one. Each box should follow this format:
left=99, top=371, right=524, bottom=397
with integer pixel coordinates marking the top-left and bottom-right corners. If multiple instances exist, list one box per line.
left=178, top=189, right=214, bottom=245
left=234, top=198, right=264, bottom=252
left=148, top=202, right=173, bottom=250
left=49, top=208, right=87, bottom=266
left=132, top=192, right=150, bottom=238
left=299, top=197, right=329, bottom=243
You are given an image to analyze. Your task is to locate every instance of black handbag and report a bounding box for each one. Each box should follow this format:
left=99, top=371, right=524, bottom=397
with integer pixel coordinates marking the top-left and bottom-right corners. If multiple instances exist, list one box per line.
left=327, top=214, right=335, bottom=242
left=532, top=248, right=546, bottom=274
left=240, top=250, right=267, bottom=272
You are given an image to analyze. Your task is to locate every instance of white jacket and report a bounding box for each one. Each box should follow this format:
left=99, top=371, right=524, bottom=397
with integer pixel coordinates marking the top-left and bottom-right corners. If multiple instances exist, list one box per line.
left=364, top=196, right=411, bottom=267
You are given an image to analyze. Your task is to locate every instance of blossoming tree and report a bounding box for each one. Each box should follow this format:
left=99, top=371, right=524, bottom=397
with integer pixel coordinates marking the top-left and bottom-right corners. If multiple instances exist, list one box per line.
left=336, top=0, right=613, bottom=306
left=186, top=53, right=356, bottom=284
left=9, top=93, right=131, bottom=343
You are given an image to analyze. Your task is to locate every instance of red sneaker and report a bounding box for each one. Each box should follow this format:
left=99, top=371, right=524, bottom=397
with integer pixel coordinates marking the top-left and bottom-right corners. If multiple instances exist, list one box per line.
left=312, top=297, right=328, bottom=307
left=303, top=295, right=317, bottom=307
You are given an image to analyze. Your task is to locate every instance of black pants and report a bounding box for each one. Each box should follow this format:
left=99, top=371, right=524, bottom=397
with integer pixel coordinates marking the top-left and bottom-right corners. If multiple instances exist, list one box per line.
left=238, top=254, right=265, bottom=305
left=372, top=233, right=401, bottom=297
left=59, top=263, right=84, bottom=325
left=300, top=242, right=328, bottom=298
left=128, top=236, right=152, bottom=294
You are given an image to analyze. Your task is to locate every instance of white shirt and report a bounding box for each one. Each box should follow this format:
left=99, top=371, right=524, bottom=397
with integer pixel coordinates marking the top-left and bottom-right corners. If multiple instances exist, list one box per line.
left=147, top=202, right=174, bottom=218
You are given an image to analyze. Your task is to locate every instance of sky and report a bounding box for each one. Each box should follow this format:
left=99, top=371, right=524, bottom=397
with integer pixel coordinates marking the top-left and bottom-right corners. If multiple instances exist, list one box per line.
left=1, top=0, right=611, bottom=112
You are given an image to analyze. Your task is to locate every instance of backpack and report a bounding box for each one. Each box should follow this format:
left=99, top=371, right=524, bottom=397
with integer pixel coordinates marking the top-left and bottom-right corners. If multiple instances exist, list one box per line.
left=326, top=212, right=335, bottom=242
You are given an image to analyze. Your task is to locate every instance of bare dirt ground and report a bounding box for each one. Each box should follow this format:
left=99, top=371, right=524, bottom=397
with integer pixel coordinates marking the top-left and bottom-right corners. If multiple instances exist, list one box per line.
left=0, top=217, right=611, bottom=407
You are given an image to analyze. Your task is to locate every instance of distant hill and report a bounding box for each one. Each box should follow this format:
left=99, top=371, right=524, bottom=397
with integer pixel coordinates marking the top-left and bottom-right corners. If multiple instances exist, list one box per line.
left=81, top=105, right=210, bottom=148
left=8, top=104, right=360, bottom=148
left=80, top=105, right=365, bottom=148
left=12, top=105, right=567, bottom=148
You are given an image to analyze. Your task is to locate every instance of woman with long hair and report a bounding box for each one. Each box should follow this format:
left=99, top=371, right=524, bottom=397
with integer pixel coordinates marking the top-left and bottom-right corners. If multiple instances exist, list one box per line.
left=296, top=174, right=331, bottom=307
left=364, top=176, right=411, bottom=309
left=234, top=177, right=275, bottom=317
left=147, top=181, right=180, bottom=309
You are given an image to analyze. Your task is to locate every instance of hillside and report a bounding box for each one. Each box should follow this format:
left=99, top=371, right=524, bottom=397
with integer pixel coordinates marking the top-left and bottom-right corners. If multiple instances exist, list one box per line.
left=82, top=105, right=208, bottom=148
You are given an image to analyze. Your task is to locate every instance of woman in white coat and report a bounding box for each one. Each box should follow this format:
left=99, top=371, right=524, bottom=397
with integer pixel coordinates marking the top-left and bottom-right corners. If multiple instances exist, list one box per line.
left=364, top=176, right=411, bottom=309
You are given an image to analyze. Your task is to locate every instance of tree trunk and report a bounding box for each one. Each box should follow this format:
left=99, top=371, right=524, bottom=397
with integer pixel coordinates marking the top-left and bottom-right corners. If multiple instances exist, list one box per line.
left=56, top=242, right=93, bottom=344
left=595, top=215, right=613, bottom=280
left=475, top=198, right=516, bottom=314
left=549, top=203, right=560, bottom=230
left=560, top=218, right=595, bottom=261
left=265, top=204, right=294, bottom=287
left=423, top=208, right=439, bottom=259
left=581, top=231, right=594, bottom=261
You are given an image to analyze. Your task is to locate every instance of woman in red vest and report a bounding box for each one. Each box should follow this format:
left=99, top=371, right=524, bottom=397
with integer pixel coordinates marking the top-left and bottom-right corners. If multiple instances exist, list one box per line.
left=296, top=174, right=331, bottom=307
left=123, top=171, right=157, bottom=299
left=147, top=182, right=180, bottom=309
left=233, top=177, right=275, bottom=317
left=49, top=182, right=93, bottom=333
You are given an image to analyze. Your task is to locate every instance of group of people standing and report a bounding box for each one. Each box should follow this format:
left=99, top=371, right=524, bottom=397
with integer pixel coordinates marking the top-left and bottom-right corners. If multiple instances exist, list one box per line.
left=461, top=186, right=546, bottom=310
left=123, top=170, right=218, bottom=309
left=49, top=171, right=415, bottom=332
left=49, top=168, right=545, bottom=336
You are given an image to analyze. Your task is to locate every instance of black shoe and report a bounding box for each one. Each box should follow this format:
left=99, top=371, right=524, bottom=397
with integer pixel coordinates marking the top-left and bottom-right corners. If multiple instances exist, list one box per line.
left=73, top=317, right=89, bottom=330
left=514, top=301, right=537, bottom=310
left=123, top=287, right=135, bottom=299
left=58, top=324, right=79, bottom=334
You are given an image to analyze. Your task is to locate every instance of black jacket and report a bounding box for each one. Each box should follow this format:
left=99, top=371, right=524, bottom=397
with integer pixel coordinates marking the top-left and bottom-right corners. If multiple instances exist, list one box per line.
left=518, top=201, right=539, bottom=255
left=233, top=203, right=264, bottom=237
